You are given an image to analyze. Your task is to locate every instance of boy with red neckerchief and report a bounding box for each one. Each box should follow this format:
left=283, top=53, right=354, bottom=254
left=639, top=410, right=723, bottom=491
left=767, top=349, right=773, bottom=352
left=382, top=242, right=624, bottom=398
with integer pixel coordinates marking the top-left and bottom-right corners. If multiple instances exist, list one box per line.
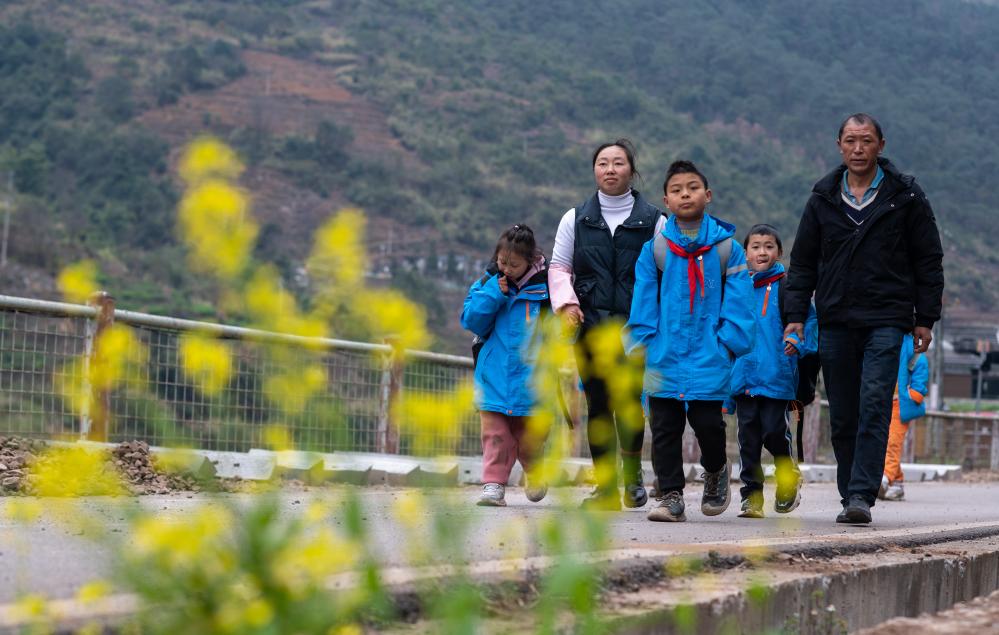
left=625, top=160, right=755, bottom=522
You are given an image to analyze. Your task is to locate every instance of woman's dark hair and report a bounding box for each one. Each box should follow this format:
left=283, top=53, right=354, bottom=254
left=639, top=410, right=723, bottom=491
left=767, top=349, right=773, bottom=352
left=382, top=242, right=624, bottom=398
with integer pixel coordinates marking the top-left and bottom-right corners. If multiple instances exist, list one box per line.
left=663, top=159, right=708, bottom=194
left=493, top=224, right=541, bottom=263
left=837, top=112, right=883, bottom=141
left=591, top=138, right=641, bottom=183
left=743, top=223, right=783, bottom=254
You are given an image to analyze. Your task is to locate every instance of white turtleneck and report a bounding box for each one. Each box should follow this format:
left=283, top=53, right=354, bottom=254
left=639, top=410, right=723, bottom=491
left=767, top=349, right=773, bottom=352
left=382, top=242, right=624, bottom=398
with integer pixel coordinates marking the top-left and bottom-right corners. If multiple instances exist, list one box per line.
left=550, top=190, right=665, bottom=268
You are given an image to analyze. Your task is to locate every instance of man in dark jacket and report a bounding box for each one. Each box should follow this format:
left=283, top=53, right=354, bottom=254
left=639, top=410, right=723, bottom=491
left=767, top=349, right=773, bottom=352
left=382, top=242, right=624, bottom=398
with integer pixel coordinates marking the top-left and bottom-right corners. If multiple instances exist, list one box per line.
left=784, top=113, right=944, bottom=524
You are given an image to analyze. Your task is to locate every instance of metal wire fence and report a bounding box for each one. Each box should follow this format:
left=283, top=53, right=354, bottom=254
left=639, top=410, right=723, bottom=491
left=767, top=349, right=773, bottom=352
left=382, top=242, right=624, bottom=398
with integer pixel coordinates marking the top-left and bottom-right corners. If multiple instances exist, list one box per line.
left=1, top=294, right=996, bottom=468
left=0, top=294, right=481, bottom=455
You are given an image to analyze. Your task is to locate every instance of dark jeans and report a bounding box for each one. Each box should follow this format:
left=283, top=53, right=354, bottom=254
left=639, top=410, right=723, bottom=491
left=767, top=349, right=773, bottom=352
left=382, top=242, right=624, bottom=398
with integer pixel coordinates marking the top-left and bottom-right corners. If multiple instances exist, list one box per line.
left=736, top=395, right=798, bottom=499
left=820, top=325, right=904, bottom=506
left=576, top=331, right=644, bottom=488
left=649, top=398, right=727, bottom=494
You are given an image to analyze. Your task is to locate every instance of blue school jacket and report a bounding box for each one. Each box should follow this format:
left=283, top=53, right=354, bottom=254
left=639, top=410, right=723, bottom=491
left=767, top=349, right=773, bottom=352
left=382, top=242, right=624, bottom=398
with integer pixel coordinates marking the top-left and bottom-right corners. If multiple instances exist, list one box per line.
left=729, top=263, right=818, bottom=401
left=898, top=333, right=929, bottom=422
left=460, top=266, right=550, bottom=416
left=625, top=214, right=755, bottom=401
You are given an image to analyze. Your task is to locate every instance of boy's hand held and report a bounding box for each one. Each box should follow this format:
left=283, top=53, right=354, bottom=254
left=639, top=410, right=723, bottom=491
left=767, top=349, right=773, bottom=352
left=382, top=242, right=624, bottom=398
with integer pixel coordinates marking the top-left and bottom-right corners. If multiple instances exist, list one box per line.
left=497, top=275, right=509, bottom=294
left=784, top=322, right=804, bottom=344
left=912, top=326, right=932, bottom=353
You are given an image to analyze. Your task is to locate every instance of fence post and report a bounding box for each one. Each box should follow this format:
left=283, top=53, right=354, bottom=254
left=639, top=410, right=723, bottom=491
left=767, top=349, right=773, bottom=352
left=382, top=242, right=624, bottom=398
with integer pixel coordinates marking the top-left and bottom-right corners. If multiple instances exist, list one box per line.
left=803, top=399, right=821, bottom=464
left=376, top=337, right=402, bottom=454
left=991, top=418, right=999, bottom=471
left=82, top=292, right=115, bottom=442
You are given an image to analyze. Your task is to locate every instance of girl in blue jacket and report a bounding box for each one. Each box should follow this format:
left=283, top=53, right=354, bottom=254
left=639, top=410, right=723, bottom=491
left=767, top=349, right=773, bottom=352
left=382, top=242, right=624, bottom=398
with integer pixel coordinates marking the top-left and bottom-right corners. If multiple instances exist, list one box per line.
left=730, top=224, right=817, bottom=518
left=626, top=160, right=756, bottom=523
left=461, top=225, right=551, bottom=507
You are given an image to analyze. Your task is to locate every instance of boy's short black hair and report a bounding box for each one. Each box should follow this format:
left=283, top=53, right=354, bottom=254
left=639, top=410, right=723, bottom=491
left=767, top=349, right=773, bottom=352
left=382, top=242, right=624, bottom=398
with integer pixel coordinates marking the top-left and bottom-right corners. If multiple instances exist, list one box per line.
left=743, top=223, right=783, bottom=254
left=663, top=160, right=709, bottom=195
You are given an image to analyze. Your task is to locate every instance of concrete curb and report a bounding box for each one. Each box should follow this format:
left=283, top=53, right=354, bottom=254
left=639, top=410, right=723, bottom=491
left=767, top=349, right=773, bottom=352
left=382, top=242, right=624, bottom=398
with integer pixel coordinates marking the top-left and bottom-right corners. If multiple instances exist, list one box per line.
left=4, top=522, right=997, bottom=634
left=36, top=442, right=967, bottom=487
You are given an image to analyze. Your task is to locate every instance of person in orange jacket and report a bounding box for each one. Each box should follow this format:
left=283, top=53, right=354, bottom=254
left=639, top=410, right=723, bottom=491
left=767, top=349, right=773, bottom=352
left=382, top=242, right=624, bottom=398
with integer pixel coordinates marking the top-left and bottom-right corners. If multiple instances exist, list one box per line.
left=880, top=333, right=929, bottom=501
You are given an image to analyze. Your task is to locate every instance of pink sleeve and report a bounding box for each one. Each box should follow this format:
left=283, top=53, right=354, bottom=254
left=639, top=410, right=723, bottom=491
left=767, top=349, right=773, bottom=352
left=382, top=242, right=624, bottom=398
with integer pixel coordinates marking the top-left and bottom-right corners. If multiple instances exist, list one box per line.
left=548, top=263, right=578, bottom=313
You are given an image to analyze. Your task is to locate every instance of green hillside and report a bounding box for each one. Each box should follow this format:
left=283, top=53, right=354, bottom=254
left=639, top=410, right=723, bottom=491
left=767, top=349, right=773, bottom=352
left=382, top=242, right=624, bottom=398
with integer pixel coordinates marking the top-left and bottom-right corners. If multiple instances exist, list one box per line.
left=0, top=0, right=995, bottom=351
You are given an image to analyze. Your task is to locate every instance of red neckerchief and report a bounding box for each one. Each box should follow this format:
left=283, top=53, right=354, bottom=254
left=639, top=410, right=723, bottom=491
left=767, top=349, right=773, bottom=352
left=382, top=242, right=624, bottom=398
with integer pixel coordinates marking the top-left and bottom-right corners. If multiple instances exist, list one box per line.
left=753, top=272, right=785, bottom=316
left=666, top=240, right=713, bottom=312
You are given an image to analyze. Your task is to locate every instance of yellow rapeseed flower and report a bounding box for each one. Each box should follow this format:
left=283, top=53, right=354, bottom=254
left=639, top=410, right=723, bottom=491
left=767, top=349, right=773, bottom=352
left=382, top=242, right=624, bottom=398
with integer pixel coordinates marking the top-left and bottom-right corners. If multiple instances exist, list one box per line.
left=13, top=594, right=48, bottom=620
left=329, top=625, right=363, bottom=635
left=91, top=324, right=146, bottom=391
left=179, top=333, right=232, bottom=396
left=263, top=424, right=292, bottom=451
left=179, top=137, right=243, bottom=185
left=57, top=260, right=100, bottom=304
left=263, top=363, right=327, bottom=414
left=273, top=528, right=358, bottom=592
left=179, top=180, right=257, bottom=280
left=30, top=445, right=124, bottom=497
left=308, top=208, right=367, bottom=294
left=242, top=598, right=274, bottom=628
left=75, top=580, right=112, bottom=605
left=131, top=505, right=232, bottom=569
left=4, top=498, right=43, bottom=522
left=393, top=381, right=474, bottom=455
left=244, top=266, right=328, bottom=342
left=357, top=289, right=430, bottom=351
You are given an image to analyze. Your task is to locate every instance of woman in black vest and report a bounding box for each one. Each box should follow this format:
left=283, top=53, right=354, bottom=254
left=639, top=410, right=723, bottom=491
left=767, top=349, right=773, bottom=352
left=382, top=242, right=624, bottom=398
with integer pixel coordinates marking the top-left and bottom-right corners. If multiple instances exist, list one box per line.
left=549, top=139, right=664, bottom=510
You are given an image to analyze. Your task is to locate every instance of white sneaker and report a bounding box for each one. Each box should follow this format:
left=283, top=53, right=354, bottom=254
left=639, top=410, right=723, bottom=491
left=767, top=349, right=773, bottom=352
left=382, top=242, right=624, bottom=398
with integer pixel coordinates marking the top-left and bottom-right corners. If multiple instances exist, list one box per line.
left=884, top=482, right=905, bottom=501
left=477, top=482, right=506, bottom=507
left=878, top=475, right=889, bottom=500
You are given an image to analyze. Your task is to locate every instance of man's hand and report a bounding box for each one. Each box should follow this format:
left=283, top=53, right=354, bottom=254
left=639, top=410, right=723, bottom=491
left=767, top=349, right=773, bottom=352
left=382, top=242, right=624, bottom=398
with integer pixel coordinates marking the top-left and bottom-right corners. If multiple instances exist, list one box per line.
left=497, top=275, right=509, bottom=294
left=784, top=322, right=804, bottom=347
left=912, top=326, right=932, bottom=353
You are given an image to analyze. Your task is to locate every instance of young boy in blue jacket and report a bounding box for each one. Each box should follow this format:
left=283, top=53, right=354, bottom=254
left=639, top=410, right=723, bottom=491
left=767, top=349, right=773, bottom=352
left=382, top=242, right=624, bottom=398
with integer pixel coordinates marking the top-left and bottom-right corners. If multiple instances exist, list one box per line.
left=625, top=160, right=755, bottom=522
left=728, top=224, right=818, bottom=518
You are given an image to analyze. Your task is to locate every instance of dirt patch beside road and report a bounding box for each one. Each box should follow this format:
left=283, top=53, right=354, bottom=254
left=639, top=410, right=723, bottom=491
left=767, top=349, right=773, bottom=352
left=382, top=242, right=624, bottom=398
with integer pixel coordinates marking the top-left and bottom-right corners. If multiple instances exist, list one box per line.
left=857, top=589, right=999, bottom=634
left=0, top=437, right=203, bottom=495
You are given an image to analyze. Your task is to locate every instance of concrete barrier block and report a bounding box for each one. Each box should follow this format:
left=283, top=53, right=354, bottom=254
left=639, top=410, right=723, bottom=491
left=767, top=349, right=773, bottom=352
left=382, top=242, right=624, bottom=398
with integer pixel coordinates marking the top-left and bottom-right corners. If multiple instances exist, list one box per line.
left=408, top=459, right=459, bottom=487
left=153, top=449, right=217, bottom=480
left=250, top=449, right=324, bottom=482
left=204, top=450, right=275, bottom=481
left=560, top=458, right=591, bottom=485
left=448, top=456, right=483, bottom=485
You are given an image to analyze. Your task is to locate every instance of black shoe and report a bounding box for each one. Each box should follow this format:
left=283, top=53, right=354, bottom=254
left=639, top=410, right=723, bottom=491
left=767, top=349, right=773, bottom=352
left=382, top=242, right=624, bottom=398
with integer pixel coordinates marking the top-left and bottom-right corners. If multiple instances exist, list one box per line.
left=738, top=492, right=765, bottom=519
left=835, top=495, right=872, bottom=524
left=580, top=487, right=621, bottom=511
left=621, top=461, right=648, bottom=508
left=774, top=472, right=802, bottom=514
left=701, top=461, right=731, bottom=516
left=648, top=490, right=686, bottom=522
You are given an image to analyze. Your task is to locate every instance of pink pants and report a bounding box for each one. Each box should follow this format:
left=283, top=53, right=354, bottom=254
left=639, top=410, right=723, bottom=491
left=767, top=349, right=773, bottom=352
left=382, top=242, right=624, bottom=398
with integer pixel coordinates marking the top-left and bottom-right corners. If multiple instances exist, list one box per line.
left=481, top=411, right=547, bottom=484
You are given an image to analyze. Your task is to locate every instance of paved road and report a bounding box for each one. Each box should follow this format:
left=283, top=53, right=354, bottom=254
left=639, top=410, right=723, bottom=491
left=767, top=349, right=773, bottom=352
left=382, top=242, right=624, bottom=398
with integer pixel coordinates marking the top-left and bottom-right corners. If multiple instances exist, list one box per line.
left=2, top=481, right=998, bottom=602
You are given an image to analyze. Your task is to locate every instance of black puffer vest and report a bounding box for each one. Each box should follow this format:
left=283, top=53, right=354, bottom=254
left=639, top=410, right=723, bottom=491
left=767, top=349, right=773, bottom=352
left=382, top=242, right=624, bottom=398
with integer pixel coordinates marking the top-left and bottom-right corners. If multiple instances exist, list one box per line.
left=572, top=190, right=661, bottom=327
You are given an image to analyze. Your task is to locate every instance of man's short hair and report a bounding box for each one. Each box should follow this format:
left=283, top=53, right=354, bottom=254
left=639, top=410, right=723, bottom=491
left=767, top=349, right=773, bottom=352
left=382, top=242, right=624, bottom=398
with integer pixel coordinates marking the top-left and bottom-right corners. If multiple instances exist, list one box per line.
left=663, top=160, right=709, bottom=195
left=838, top=113, right=883, bottom=141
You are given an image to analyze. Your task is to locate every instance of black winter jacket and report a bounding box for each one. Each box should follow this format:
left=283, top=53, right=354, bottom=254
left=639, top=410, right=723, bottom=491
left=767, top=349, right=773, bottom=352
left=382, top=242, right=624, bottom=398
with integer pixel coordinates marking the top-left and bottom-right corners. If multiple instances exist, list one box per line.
left=785, top=158, right=943, bottom=330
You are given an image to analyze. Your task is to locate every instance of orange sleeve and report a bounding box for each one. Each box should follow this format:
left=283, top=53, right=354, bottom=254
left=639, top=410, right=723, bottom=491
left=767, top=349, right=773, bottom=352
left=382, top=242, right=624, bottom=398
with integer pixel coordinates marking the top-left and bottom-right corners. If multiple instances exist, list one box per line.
left=908, top=388, right=925, bottom=404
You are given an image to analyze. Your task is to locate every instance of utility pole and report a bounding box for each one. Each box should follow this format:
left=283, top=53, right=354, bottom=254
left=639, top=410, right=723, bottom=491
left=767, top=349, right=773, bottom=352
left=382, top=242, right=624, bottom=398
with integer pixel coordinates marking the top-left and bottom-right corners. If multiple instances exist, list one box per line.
left=1, top=171, right=12, bottom=269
